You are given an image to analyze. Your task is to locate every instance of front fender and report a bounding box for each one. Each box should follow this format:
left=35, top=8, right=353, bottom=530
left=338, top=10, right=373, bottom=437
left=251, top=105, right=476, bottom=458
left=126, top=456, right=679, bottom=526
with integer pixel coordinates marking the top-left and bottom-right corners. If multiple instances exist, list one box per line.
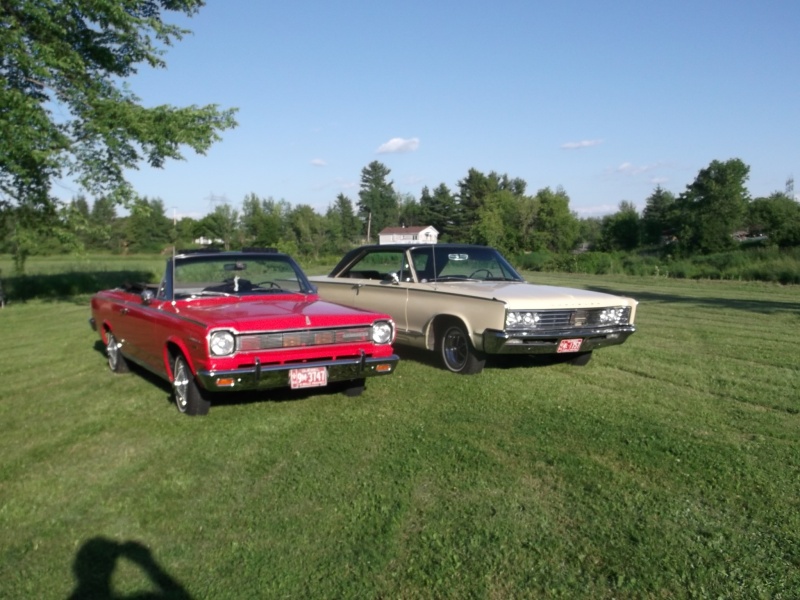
left=163, top=335, right=202, bottom=381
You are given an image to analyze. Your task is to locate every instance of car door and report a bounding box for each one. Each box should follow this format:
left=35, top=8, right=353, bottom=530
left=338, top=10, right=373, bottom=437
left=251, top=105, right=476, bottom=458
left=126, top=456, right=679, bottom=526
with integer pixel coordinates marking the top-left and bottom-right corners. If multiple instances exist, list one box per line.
left=336, top=249, right=410, bottom=331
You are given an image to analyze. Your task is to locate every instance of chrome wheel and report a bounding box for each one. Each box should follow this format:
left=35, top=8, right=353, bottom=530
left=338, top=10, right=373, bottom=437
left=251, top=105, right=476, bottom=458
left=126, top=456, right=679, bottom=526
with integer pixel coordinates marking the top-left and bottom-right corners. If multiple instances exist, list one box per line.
left=106, top=332, right=129, bottom=373
left=173, top=356, right=190, bottom=413
left=439, top=323, right=485, bottom=375
left=171, top=355, right=211, bottom=416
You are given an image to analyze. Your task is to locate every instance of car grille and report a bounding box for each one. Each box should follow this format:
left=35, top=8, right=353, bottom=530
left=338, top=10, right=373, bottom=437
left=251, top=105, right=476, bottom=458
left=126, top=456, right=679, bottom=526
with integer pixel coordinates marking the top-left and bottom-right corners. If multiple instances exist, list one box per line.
left=559, top=307, right=630, bottom=328
left=510, top=307, right=632, bottom=331
left=237, top=327, right=372, bottom=352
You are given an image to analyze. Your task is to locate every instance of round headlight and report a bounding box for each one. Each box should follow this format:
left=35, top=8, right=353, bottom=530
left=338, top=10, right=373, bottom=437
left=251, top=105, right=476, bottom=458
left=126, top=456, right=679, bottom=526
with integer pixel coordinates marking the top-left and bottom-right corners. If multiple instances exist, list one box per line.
left=209, top=330, right=235, bottom=356
left=371, top=321, right=394, bottom=345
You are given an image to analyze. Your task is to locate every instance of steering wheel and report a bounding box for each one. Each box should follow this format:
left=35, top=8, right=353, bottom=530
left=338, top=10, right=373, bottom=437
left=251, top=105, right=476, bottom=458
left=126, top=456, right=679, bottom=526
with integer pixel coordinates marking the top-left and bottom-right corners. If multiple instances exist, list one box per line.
left=468, top=269, right=494, bottom=279
left=253, top=280, right=280, bottom=289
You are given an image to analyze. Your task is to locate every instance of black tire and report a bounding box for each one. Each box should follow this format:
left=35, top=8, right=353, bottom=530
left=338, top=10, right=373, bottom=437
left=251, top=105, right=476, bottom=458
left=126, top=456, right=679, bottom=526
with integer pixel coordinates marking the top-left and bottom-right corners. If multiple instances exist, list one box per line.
left=106, top=331, right=130, bottom=373
left=565, top=351, right=593, bottom=366
left=172, top=355, right=211, bottom=416
left=438, top=322, right=486, bottom=375
left=343, top=378, right=366, bottom=397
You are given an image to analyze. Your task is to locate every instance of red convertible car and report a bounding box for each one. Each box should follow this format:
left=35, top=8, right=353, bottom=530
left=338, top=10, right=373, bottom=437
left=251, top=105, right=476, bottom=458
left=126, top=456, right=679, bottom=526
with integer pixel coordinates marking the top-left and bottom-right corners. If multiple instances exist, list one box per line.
left=90, top=249, right=399, bottom=415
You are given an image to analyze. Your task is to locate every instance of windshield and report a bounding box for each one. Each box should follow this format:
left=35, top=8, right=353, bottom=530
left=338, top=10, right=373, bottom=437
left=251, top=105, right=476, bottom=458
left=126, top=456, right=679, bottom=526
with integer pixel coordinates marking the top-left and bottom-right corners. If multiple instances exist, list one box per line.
left=167, top=254, right=311, bottom=298
left=409, top=247, right=523, bottom=282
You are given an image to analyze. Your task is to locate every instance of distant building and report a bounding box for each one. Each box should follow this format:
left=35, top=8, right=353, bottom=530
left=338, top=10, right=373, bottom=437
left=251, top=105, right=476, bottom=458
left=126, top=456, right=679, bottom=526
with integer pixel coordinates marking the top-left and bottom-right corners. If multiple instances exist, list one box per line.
left=378, top=225, right=438, bottom=245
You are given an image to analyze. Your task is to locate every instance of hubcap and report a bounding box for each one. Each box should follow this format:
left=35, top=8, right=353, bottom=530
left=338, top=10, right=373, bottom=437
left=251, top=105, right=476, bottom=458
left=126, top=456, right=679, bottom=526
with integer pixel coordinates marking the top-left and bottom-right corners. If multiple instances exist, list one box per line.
left=173, top=360, right=189, bottom=411
left=107, top=335, right=119, bottom=370
left=443, top=328, right=468, bottom=371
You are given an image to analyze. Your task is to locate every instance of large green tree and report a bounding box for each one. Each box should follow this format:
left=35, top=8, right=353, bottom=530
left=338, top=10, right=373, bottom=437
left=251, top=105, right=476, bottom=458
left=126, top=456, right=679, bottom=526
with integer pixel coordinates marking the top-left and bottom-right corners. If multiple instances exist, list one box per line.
left=240, top=194, right=287, bottom=248
left=748, top=192, right=800, bottom=247
left=124, top=196, right=172, bottom=253
left=530, top=187, right=579, bottom=253
left=474, top=189, right=523, bottom=255
left=675, top=159, right=750, bottom=254
left=0, top=0, right=238, bottom=263
left=455, top=169, right=526, bottom=242
left=598, top=201, right=641, bottom=251
left=198, top=203, right=240, bottom=251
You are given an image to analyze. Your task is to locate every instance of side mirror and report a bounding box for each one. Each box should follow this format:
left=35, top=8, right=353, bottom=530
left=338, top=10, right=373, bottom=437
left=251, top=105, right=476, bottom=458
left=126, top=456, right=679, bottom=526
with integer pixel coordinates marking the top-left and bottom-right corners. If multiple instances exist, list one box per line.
left=141, top=289, right=155, bottom=305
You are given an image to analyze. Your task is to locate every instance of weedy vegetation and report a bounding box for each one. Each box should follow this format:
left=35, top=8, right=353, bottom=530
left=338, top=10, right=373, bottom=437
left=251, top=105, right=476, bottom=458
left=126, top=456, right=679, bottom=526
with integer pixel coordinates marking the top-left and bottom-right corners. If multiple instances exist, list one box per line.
left=0, top=257, right=798, bottom=599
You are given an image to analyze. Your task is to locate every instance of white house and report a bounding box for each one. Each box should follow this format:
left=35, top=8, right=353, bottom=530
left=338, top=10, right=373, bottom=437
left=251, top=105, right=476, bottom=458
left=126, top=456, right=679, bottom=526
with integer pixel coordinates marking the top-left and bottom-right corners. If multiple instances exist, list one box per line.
left=378, top=225, right=439, bottom=245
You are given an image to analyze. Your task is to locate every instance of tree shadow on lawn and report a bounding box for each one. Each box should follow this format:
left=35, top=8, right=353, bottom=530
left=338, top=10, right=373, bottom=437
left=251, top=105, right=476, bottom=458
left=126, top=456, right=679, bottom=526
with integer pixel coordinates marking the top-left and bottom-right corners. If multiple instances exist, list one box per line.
left=3, top=270, right=155, bottom=303
left=587, top=285, right=800, bottom=315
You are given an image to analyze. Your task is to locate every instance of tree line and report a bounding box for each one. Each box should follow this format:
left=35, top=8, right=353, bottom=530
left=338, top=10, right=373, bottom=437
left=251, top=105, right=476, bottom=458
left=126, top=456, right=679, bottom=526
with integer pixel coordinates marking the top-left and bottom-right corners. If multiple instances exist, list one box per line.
left=2, top=157, right=799, bottom=275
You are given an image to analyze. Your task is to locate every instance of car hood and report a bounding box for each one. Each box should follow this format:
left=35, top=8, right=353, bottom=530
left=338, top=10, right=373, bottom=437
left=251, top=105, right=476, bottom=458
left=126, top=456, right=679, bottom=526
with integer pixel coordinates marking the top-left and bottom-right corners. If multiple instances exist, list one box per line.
left=174, top=296, right=388, bottom=330
left=421, top=280, right=637, bottom=310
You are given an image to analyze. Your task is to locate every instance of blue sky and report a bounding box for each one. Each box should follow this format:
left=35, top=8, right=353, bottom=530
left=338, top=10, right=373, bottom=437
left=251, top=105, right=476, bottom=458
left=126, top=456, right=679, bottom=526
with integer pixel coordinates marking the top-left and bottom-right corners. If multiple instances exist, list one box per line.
left=80, top=1, right=800, bottom=219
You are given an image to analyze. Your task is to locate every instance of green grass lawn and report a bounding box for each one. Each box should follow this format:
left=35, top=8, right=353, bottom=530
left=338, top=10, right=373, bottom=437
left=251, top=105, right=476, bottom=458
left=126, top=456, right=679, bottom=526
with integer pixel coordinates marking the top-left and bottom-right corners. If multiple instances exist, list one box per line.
left=0, top=264, right=798, bottom=599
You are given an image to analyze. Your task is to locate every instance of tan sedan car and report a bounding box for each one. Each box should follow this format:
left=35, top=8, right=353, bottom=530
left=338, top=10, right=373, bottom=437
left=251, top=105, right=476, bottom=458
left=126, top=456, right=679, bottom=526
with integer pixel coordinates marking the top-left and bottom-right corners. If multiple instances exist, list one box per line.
left=310, top=244, right=638, bottom=374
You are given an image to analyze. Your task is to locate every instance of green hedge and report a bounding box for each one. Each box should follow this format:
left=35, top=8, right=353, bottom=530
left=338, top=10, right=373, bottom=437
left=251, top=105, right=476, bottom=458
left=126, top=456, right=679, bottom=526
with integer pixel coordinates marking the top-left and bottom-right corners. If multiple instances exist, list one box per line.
left=512, top=247, right=800, bottom=284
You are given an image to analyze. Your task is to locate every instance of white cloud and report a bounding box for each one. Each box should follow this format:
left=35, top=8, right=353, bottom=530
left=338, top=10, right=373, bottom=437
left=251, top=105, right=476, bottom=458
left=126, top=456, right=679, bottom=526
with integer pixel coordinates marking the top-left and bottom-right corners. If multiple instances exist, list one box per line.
left=613, top=162, right=663, bottom=176
left=574, top=204, right=619, bottom=217
left=310, top=158, right=327, bottom=167
left=376, top=137, right=420, bottom=154
left=561, top=139, right=603, bottom=150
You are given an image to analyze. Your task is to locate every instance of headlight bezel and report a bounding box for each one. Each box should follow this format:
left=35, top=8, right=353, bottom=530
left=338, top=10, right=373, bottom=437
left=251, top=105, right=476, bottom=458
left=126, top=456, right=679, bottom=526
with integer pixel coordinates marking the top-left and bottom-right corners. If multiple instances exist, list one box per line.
left=208, top=330, right=236, bottom=356
left=505, top=310, right=541, bottom=329
left=371, top=320, right=394, bottom=345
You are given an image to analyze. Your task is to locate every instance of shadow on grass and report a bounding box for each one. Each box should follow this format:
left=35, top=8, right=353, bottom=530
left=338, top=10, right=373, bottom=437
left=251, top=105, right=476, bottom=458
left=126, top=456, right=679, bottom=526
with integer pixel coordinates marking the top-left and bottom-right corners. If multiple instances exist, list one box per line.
left=91, top=341, right=373, bottom=413
left=68, top=537, right=192, bottom=600
left=587, top=285, right=800, bottom=315
left=2, top=270, right=156, bottom=303
left=394, top=345, right=563, bottom=373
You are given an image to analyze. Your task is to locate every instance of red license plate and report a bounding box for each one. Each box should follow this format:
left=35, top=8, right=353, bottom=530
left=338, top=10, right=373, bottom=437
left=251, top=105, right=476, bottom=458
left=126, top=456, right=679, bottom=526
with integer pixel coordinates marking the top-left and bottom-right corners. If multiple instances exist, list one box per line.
left=557, top=338, right=583, bottom=353
left=290, top=367, right=328, bottom=389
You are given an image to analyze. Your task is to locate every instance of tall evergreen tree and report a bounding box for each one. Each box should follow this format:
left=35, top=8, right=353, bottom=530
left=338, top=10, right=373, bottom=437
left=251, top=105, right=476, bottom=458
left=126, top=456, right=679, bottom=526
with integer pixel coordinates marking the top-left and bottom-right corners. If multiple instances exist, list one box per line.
left=641, top=185, right=677, bottom=246
left=326, top=194, right=362, bottom=249
left=419, top=184, right=457, bottom=241
left=357, top=161, right=398, bottom=240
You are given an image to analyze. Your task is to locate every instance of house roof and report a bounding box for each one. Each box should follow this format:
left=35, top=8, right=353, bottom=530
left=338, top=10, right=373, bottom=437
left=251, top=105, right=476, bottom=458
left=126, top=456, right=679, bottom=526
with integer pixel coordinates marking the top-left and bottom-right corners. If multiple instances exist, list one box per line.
left=379, top=226, right=437, bottom=235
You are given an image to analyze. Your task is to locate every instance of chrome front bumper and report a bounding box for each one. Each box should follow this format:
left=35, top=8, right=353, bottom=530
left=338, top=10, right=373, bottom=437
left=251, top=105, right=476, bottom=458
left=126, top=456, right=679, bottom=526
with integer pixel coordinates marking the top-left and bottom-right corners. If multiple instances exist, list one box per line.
left=195, top=353, right=400, bottom=392
left=482, top=325, right=636, bottom=355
